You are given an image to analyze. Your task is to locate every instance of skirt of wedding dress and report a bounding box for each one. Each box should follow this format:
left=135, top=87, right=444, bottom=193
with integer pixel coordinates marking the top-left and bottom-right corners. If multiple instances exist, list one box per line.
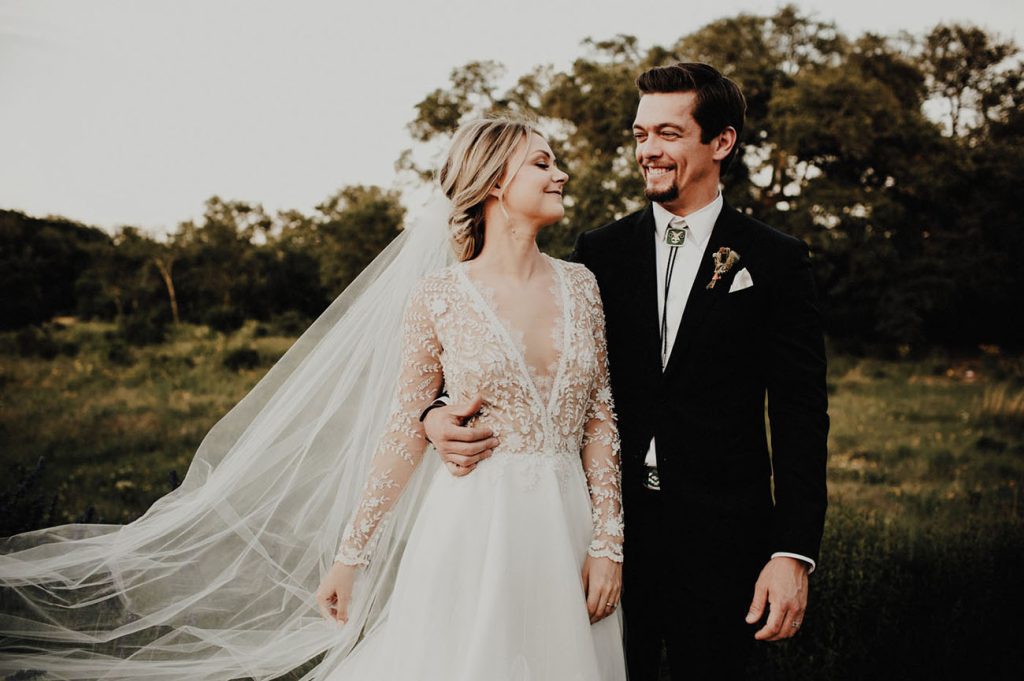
left=324, top=451, right=626, bottom=681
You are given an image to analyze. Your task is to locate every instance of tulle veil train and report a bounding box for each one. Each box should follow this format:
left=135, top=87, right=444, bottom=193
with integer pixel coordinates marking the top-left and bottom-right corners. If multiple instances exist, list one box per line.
left=0, top=196, right=456, bottom=680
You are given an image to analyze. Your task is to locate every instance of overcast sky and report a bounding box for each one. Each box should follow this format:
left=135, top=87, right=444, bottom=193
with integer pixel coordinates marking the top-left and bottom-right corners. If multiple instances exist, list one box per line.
left=1, top=0, right=1020, bottom=234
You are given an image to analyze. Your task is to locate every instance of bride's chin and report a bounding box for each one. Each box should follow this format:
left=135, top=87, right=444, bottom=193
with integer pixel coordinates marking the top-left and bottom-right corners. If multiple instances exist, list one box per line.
left=540, top=209, right=564, bottom=227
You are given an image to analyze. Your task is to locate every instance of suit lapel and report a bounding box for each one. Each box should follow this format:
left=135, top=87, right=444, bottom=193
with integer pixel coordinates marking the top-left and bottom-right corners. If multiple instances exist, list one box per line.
left=626, top=206, right=663, bottom=371
left=662, top=204, right=744, bottom=379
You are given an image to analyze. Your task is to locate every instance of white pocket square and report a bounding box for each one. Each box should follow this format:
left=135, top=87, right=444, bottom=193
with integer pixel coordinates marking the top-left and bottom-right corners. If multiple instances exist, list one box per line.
left=729, top=267, right=754, bottom=293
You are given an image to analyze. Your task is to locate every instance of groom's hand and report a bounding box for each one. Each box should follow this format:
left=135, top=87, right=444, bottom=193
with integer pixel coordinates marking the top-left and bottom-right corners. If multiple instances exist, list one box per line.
left=745, top=556, right=809, bottom=641
left=424, top=395, right=498, bottom=477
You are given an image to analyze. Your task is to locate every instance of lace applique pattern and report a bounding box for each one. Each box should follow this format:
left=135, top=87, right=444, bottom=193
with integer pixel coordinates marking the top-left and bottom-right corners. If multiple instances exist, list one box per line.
left=334, top=280, right=443, bottom=566
left=336, top=256, right=623, bottom=566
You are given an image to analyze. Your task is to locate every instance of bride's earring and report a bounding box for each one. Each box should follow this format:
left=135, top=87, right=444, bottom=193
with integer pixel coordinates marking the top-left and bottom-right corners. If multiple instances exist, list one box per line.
left=498, top=196, right=512, bottom=227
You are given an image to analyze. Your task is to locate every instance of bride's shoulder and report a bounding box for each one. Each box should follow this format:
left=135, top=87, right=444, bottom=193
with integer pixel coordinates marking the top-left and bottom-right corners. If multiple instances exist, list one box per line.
left=408, top=264, right=461, bottom=304
left=415, top=264, right=460, bottom=287
left=552, top=257, right=599, bottom=289
left=402, top=267, right=462, bottom=326
left=551, top=258, right=603, bottom=311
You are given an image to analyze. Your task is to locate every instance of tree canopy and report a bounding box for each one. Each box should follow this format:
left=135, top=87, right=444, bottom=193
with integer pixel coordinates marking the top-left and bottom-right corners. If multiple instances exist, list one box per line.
left=402, top=7, right=1023, bottom=349
left=4, top=6, right=1021, bottom=351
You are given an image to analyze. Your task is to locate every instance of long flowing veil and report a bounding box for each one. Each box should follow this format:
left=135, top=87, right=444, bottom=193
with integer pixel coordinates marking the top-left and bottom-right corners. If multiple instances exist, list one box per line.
left=0, top=195, right=457, bottom=680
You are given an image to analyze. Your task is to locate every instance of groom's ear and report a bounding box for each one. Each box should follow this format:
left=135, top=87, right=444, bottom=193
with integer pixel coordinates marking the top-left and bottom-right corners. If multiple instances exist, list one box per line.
left=711, top=126, right=738, bottom=162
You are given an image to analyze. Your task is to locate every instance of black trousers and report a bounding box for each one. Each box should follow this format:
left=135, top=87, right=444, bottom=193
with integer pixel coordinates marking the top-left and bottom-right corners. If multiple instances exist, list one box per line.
left=622, top=486, right=759, bottom=681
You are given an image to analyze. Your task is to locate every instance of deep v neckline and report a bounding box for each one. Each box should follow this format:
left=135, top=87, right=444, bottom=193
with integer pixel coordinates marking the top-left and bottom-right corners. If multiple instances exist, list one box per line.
left=456, top=255, right=571, bottom=423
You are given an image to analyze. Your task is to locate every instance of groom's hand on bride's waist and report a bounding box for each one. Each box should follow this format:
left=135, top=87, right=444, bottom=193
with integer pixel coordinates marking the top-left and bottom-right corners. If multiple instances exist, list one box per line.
left=423, top=394, right=498, bottom=477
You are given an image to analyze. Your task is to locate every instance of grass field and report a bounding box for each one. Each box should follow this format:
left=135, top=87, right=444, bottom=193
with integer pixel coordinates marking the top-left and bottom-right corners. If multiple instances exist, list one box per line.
left=1, top=320, right=1022, bottom=680
left=0, top=320, right=292, bottom=531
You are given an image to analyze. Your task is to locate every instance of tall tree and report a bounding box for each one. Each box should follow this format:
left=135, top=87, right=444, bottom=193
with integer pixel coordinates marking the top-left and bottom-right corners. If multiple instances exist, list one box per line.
left=920, top=24, right=1019, bottom=136
left=0, top=210, right=110, bottom=329
left=315, top=185, right=405, bottom=296
left=401, top=10, right=1023, bottom=348
left=171, top=197, right=267, bottom=329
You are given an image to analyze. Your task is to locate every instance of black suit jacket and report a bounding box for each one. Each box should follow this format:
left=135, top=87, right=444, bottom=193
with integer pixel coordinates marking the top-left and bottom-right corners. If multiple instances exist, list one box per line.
left=571, top=202, right=828, bottom=579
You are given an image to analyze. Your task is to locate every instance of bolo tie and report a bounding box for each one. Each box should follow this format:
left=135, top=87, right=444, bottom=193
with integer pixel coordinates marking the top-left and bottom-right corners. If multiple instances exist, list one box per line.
left=645, top=215, right=687, bottom=491
left=660, top=216, right=688, bottom=368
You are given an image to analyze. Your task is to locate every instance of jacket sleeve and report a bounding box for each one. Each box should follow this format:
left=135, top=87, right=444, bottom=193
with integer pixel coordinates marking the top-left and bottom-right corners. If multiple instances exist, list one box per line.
left=765, top=238, right=829, bottom=565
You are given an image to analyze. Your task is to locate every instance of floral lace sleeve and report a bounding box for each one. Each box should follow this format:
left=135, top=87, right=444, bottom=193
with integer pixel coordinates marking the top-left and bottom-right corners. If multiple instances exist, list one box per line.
left=580, top=273, right=624, bottom=563
left=334, top=281, right=443, bottom=566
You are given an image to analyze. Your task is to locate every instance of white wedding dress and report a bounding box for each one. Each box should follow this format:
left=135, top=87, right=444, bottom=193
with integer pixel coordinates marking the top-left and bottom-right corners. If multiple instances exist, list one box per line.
left=327, top=254, right=626, bottom=681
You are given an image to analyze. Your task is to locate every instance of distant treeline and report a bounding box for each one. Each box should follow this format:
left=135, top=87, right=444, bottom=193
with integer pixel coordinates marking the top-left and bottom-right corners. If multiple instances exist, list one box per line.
left=1, top=185, right=403, bottom=341
left=3, top=6, right=1022, bottom=351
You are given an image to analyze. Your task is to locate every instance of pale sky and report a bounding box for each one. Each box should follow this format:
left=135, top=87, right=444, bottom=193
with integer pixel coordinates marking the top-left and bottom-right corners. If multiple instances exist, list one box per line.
left=1, top=0, right=1020, bottom=235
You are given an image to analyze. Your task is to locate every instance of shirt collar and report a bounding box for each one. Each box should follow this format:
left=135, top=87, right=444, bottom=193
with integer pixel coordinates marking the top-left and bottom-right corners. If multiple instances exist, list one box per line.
left=652, top=191, right=723, bottom=247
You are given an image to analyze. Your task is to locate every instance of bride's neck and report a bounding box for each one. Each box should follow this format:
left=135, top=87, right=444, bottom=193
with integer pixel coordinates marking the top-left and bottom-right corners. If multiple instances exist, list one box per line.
left=472, top=215, right=545, bottom=281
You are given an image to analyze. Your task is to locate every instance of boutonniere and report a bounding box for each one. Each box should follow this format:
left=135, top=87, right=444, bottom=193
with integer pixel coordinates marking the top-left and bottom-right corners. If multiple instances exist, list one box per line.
left=706, top=247, right=741, bottom=289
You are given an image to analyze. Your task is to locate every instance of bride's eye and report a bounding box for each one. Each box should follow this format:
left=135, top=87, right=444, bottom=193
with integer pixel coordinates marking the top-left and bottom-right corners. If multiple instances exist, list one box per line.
left=536, top=163, right=549, bottom=169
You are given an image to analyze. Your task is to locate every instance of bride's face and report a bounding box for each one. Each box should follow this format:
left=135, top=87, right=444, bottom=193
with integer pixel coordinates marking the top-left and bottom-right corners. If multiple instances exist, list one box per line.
left=496, top=133, right=568, bottom=228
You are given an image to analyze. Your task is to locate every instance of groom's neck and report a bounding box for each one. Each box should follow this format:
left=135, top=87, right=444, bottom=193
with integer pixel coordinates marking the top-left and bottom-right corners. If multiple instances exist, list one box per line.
left=656, top=182, right=721, bottom=217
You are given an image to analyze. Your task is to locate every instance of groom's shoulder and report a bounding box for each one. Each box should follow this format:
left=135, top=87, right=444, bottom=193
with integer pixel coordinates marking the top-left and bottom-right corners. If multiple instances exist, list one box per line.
left=728, top=206, right=810, bottom=259
left=579, top=207, right=649, bottom=246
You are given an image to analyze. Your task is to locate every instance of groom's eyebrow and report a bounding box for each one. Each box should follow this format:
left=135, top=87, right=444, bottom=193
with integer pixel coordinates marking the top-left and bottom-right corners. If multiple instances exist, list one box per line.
left=634, top=123, right=683, bottom=131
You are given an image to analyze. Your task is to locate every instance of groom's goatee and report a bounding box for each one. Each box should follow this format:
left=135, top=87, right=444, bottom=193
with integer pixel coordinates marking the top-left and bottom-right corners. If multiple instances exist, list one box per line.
left=645, top=186, right=678, bottom=203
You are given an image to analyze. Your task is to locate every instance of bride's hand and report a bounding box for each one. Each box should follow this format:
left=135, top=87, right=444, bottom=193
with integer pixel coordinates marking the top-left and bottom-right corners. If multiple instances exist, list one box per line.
left=582, top=555, right=621, bottom=624
left=316, top=562, right=359, bottom=624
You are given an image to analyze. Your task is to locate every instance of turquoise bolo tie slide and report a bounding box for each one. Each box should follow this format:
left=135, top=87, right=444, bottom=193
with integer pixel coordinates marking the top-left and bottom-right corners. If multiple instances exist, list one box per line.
left=665, top=226, right=686, bottom=246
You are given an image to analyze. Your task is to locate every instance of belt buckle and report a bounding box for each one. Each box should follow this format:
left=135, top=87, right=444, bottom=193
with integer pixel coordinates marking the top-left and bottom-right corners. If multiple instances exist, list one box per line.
left=643, top=465, right=661, bottom=491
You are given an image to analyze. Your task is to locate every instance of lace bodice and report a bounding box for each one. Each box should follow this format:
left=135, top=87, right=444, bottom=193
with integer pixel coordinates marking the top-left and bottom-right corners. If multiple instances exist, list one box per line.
left=335, top=255, right=623, bottom=566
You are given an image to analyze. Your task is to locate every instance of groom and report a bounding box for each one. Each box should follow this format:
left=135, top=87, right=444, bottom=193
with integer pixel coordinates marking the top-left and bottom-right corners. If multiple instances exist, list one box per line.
left=426, top=62, right=828, bottom=680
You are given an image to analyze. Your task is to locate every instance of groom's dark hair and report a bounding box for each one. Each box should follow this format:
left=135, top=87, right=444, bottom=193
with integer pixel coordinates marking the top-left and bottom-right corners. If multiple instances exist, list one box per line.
left=636, top=62, right=746, bottom=173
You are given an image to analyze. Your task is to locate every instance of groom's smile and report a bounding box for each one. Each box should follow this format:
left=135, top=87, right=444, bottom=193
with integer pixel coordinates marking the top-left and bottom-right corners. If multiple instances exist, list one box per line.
left=643, top=164, right=676, bottom=182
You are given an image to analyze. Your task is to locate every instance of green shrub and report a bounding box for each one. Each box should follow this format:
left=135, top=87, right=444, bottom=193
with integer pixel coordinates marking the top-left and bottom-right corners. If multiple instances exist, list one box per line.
left=0, top=458, right=59, bottom=538
left=105, top=339, right=134, bottom=367
left=119, top=314, right=167, bottom=346
left=14, top=326, right=59, bottom=359
left=268, top=309, right=311, bottom=337
left=204, top=306, right=246, bottom=333
left=223, top=347, right=261, bottom=371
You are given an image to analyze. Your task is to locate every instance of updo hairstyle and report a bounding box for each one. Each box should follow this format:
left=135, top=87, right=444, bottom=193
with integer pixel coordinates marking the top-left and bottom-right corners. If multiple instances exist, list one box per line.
left=437, top=116, right=537, bottom=261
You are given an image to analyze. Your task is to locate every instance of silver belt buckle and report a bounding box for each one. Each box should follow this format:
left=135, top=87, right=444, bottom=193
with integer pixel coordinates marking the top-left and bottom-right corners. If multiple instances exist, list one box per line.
left=643, top=464, right=661, bottom=491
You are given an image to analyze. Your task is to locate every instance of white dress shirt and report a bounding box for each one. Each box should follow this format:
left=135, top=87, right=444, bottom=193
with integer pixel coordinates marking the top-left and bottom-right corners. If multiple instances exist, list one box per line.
left=645, top=195, right=815, bottom=573
left=644, top=194, right=722, bottom=467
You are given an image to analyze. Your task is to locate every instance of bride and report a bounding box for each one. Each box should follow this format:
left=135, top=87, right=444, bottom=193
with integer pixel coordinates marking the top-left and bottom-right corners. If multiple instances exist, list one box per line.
left=0, top=116, right=625, bottom=681
left=317, top=117, right=625, bottom=680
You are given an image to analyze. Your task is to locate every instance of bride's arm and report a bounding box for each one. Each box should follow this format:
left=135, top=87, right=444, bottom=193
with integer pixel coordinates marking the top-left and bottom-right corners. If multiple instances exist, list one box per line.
left=334, top=281, right=444, bottom=567
left=579, top=271, right=623, bottom=624
left=580, top=273, right=624, bottom=563
left=319, top=282, right=443, bottom=623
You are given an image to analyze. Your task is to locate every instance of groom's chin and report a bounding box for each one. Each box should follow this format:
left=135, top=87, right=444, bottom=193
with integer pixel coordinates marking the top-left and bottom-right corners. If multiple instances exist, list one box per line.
left=644, top=186, right=678, bottom=204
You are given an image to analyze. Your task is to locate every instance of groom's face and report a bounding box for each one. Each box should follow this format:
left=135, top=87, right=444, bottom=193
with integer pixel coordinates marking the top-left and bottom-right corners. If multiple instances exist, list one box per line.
left=633, top=92, right=720, bottom=211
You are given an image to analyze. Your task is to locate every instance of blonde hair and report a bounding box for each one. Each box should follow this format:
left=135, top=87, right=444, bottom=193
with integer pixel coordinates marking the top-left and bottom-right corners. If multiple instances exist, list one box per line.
left=437, top=116, right=538, bottom=261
